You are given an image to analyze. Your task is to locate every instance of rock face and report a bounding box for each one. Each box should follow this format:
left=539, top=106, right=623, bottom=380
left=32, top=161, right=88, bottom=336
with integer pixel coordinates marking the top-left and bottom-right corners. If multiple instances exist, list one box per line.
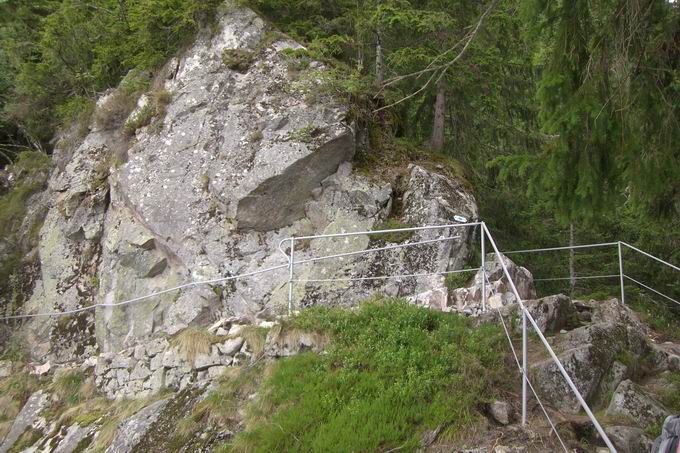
left=15, top=2, right=478, bottom=361
left=606, top=380, right=669, bottom=428
left=0, top=391, right=48, bottom=453
left=106, top=398, right=171, bottom=453
left=449, top=253, right=535, bottom=315
left=530, top=299, right=657, bottom=416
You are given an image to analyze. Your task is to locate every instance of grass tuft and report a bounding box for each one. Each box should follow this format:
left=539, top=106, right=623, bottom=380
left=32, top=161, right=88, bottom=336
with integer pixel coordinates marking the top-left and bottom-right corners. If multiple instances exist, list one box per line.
left=170, top=327, right=221, bottom=366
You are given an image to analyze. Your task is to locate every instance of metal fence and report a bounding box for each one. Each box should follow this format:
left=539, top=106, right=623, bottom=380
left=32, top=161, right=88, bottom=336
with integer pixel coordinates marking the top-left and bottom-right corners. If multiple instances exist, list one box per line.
left=5, top=220, right=680, bottom=452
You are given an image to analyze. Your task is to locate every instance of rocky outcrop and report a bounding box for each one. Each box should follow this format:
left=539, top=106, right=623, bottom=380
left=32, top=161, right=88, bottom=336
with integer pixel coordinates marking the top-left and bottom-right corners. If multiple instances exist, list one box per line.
left=106, top=398, right=171, bottom=453
left=448, top=253, right=535, bottom=315
left=0, top=391, right=48, bottom=453
left=606, top=380, right=669, bottom=428
left=604, top=425, right=653, bottom=453
left=13, top=2, right=478, bottom=361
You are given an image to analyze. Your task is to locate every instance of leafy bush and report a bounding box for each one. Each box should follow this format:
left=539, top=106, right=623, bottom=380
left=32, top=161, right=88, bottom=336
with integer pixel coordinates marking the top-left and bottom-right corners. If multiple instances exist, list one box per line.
left=226, top=298, right=506, bottom=452
left=0, top=151, right=51, bottom=240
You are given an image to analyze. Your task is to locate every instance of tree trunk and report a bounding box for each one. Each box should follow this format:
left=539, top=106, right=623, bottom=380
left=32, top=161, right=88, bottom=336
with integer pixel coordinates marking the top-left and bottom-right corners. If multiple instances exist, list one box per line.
left=430, top=77, right=446, bottom=152
left=375, top=31, right=384, bottom=85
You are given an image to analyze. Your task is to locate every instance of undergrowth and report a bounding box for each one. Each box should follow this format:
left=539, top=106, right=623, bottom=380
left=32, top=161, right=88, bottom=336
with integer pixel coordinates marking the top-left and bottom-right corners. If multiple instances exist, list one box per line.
left=219, top=297, right=507, bottom=452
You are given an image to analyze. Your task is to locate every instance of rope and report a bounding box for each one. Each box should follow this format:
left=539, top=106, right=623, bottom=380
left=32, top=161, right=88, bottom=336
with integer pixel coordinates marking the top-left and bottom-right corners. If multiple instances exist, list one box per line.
left=484, top=272, right=569, bottom=452
left=0, top=263, right=289, bottom=321
left=295, top=267, right=479, bottom=284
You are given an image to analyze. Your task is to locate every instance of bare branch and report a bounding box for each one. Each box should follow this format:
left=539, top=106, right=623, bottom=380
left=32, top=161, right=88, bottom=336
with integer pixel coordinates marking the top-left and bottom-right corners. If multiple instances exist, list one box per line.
left=373, top=0, right=499, bottom=113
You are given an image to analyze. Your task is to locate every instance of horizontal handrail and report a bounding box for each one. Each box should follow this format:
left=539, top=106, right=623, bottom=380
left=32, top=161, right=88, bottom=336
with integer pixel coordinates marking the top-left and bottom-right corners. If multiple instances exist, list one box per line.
left=504, top=242, right=619, bottom=255
left=533, top=274, right=620, bottom=282
left=620, top=241, right=680, bottom=273
left=0, top=263, right=290, bottom=321
left=295, top=267, right=479, bottom=284
left=287, top=221, right=481, bottom=242
left=292, top=235, right=461, bottom=265
left=624, top=274, right=680, bottom=307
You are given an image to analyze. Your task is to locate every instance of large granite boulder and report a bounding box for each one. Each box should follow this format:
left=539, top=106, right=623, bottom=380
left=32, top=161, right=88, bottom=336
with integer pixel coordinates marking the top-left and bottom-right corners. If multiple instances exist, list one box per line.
left=17, top=2, right=478, bottom=360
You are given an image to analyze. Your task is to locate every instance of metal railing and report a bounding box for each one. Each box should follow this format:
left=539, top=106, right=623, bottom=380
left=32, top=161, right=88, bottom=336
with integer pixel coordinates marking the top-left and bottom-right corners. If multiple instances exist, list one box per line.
left=6, top=220, right=680, bottom=452
left=277, top=221, right=484, bottom=315
left=278, top=222, right=618, bottom=451
left=503, top=240, right=680, bottom=308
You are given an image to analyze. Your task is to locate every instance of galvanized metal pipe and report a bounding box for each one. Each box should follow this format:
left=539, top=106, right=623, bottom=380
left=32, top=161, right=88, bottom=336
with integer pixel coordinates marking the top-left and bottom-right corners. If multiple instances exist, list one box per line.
left=481, top=223, right=616, bottom=452
left=618, top=242, right=625, bottom=305
left=481, top=227, right=486, bottom=313
left=288, top=238, right=295, bottom=316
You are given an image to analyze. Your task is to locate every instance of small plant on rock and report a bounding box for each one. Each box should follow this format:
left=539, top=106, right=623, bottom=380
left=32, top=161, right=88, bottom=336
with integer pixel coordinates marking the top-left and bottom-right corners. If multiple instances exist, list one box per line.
left=222, top=48, right=254, bottom=72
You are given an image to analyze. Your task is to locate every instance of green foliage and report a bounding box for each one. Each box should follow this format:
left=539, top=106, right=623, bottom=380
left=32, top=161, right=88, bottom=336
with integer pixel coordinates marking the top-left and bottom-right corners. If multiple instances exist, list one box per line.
left=372, top=219, right=414, bottom=243
left=288, top=124, right=318, bottom=143
left=445, top=272, right=472, bottom=291
left=52, top=370, right=93, bottom=407
left=0, top=0, right=222, bottom=149
left=226, top=298, right=507, bottom=452
left=222, top=48, right=254, bottom=72
left=123, top=104, right=155, bottom=137
left=0, top=151, right=51, bottom=239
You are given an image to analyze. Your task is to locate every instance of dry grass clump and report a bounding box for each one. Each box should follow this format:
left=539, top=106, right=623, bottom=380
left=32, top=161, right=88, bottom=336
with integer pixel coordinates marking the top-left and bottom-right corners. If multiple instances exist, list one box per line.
left=170, top=327, right=222, bottom=366
left=94, top=90, right=139, bottom=130
left=240, top=326, right=269, bottom=359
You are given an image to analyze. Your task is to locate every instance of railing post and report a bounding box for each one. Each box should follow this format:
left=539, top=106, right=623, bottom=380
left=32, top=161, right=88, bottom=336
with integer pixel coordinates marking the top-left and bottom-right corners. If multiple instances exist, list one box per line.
left=522, top=307, right=528, bottom=426
left=618, top=241, right=625, bottom=305
left=288, top=237, right=295, bottom=316
left=481, top=225, right=486, bottom=313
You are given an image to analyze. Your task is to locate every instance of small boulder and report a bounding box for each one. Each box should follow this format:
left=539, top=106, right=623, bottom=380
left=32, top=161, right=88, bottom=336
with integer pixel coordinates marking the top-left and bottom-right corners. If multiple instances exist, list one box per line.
left=606, top=380, right=669, bottom=429
left=488, top=400, right=513, bottom=425
left=605, top=425, right=653, bottom=453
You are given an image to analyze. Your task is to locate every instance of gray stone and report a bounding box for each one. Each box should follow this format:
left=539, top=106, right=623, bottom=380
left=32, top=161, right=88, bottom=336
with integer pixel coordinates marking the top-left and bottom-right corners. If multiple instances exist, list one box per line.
left=606, top=380, right=669, bottom=429
left=0, top=391, right=48, bottom=453
left=531, top=322, right=627, bottom=414
left=0, top=360, right=12, bottom=379
left=145, top=338, right=169, bottom=357
left=149, top=354, right=163, bottom=371
left=488, top=400, right=513, bottom=425
left=450, top=253, right=535, bottom=314
left=111, top=356, right=135, bottom=369
left=193, top=353, right=223, bottom=371
left=53, top=423, right=97, bottom=453
left=129, top=362, right=152, bottom=381
left=218, top=337, right=245, bottom=356
left=105, top=398, right=171, bottom=453
left=604, top=425, right=653, bottom=453
left=162, top=348, right=184, bottom=368
left=146, top=368, right=165, bottom=393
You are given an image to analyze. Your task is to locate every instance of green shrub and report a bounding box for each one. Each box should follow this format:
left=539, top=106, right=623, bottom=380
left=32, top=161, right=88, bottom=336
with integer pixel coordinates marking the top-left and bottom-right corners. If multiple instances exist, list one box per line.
left=445, top=271, right=473, bottom=290
left=226, top=298, right=506, bottom=452
left=222, top=49, right=254, bottom=72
